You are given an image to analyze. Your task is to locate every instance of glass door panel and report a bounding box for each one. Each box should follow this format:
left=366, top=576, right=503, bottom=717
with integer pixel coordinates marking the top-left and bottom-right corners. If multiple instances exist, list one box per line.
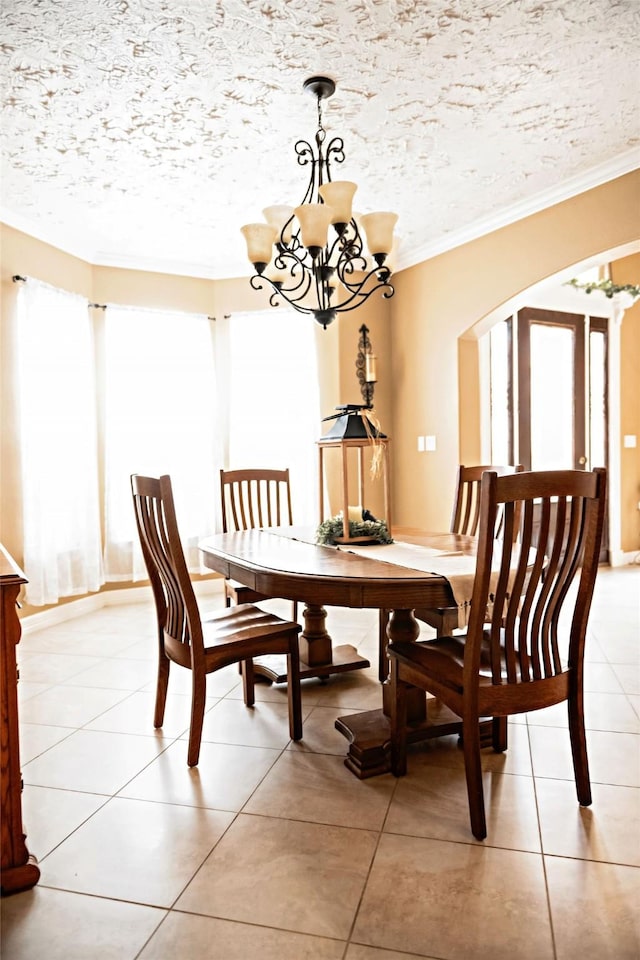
left=530, top=323, right=575, bottom=470
left=589, top=327, right=607, bottom=469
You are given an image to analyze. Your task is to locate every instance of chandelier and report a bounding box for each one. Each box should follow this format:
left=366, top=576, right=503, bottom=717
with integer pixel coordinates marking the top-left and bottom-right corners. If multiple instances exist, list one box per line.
left=240, top=76, right=398, bottom=329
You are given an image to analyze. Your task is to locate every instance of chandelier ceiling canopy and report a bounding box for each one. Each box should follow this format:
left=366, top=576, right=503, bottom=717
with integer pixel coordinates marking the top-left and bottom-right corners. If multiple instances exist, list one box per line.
left=240, top=76, right=398, bottom=329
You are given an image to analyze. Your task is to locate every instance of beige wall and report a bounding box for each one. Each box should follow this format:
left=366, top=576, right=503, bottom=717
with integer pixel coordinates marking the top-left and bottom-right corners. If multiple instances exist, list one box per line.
left=612, top=254, right=640, bottom=553
left=2, top=168, right=639, bottom=608
left=390, top=170, right=640, bottom=535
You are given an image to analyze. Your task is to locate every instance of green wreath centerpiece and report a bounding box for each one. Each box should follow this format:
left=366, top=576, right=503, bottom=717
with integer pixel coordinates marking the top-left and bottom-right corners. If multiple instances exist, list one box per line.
left=316, top=510, right=393, bottom=546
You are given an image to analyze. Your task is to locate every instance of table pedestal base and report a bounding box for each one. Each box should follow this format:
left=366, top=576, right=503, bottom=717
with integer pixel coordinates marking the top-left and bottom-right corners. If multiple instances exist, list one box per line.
left=253, top=644, right=370, bottom=684
left=253, top=602, right=370, bottom=683
left=335, top=702, right=494, bottom=779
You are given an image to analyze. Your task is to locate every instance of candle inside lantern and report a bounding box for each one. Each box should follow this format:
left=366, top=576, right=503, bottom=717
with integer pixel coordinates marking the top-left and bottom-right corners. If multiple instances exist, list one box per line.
left=365, top=353, right=378, bottom=382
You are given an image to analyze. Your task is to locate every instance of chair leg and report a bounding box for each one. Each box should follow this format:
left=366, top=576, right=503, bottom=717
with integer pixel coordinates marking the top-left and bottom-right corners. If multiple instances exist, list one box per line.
left=462, top=713, right=487, bottom=840
left=568, top=688, right=592, bottom=806
left=492, top=716, right=508, bottom=752
left=389, top=659, right=408, bottom=776
left=286, top=633, right=303, bottom=741
left=241, top=659, right=255, bottom=707
left=154, top=651, right=170, bottom=728
left=378, top=609, right=390, bottom=683
left=187, top=670, right=207, bottom=767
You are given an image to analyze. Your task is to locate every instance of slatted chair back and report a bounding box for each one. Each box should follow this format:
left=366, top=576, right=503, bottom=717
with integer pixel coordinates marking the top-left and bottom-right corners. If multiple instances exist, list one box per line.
left=131, top=473, right=203, bottom=662
left=469, top=468, right=606, bottom=695
left=220, top=468, right=293, bottom=533
left=451, top=464, right=523, bottom=538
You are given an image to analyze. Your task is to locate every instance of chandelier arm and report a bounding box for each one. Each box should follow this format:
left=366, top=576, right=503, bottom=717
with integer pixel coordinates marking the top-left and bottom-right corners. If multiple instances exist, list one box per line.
left=250, top=272, right=315, bottom=311
left=274, top=249, right=314, bottom=297
left=331, top=274, right=395, bottom=312
left=324, top=136, right=345, bottom=179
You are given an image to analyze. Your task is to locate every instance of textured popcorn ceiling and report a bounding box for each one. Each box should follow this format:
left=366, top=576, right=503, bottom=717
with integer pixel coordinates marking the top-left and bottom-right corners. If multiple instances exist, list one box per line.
left=1, top=0, right=639, bottom=279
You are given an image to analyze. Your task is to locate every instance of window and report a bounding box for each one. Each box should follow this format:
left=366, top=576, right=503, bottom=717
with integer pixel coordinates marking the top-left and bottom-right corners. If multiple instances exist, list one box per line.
left=16, top=279, right=103, bottom=605
left=103, top=306, right=222, bottom=579
left=227, top=310, right=321, bottom=524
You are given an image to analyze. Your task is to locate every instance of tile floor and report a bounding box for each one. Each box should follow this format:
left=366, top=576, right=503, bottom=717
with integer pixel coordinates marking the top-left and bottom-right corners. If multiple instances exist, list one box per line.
left=2, top=565, right=639, bottom=960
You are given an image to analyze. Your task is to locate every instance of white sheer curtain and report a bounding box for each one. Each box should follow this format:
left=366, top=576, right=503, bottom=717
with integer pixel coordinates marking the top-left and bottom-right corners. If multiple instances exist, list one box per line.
left=226, top=309, right=321, bottom=524
left=103, top=306, right=222, bottom=580
left=16, top=279, right=104, bottom=605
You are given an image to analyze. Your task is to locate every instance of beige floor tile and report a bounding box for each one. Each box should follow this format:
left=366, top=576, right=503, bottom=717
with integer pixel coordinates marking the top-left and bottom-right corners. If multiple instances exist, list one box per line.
left=17, top=680, right=52, bottom=703
left=63, top=656, right=154, bottom=690
left=19, top=721, right=74, bottom=763
left=140, top=662, right=241, bottom=698
left=287, top=704, right=363, bottom=756
left=176, top=813, right=377, bottom=940
left=346, top=946, right=438, bottom=960
left=38, top=796, right=233, bottom=906
left=22, top=784, right=108, bottom=858
left=19, top=683, right=131, bottom=728
left=536, top=778, right=640, bottom=865
left=17, top=650, right=105, bottom=684
left=23, top=728, right=168, bottom=794
left=611, top=662, right=640, bottom=696
left=407, top=720, right=533, bottom=777
left=352, top=833, right=553, bottom=960
left=528, top=725, right=640, bottom=787
left=84, top=689, right=198, bottom=738
left=599, top=629, right=640, bottom=665
left=197, top=696, right=302, bottom=749
left=385, top=755, right=540, bottom=851
left=546, top=856, right=640, bottom=960
left=527, top=690, right=640, bottom=733
left=244, top=750, right=395, bottom=830
left=119, top=738, right=281, bottom=810
left=628, top=693, right=640, bottom=719
left=0, top=886, right=164, bottom=960
left=139, top=912, right=346, bottom=959
left=584, top=659, right=625, bottom=692
left=309, top=672, right=385, bottom=711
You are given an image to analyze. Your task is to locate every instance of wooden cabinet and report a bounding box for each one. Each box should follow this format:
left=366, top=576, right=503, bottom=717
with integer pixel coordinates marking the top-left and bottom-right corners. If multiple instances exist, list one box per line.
left=1, top=544, right=39, bottom=895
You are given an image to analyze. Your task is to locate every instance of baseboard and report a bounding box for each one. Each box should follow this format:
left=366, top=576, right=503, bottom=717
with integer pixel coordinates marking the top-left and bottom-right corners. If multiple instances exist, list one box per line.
left=609, top=549, right=640, bottom=568
left=20, top=578, right=224, bottom=635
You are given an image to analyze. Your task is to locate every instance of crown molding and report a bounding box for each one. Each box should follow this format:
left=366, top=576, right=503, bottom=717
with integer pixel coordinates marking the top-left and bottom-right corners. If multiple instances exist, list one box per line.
left=3, top=148, right=639, bottom=281
left=395, top=149, right=640, bottom=272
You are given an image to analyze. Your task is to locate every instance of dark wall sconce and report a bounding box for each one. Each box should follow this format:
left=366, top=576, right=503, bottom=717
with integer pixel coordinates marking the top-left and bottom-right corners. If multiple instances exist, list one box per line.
left=356, top=323, right=377, bottom=408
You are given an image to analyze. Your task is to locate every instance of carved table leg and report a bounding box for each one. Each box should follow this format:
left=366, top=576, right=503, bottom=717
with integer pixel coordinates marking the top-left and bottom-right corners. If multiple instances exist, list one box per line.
left=253, top=602, right=370, bottom=684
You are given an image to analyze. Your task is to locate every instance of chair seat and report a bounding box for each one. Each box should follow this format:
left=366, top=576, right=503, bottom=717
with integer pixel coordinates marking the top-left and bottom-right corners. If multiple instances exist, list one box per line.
left=390, top=631, right=563, bottom=692
left=203, top=603, right=299, bottom=648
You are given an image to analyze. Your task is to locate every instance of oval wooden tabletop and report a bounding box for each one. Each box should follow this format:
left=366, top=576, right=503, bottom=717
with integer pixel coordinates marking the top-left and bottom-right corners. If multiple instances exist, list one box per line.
left=199, top=526, right=466, bottom=610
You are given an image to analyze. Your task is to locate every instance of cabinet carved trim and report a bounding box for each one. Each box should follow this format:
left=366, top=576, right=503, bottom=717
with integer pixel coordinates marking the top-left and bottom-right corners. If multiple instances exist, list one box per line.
left=1, top=544, right=40, bottom=895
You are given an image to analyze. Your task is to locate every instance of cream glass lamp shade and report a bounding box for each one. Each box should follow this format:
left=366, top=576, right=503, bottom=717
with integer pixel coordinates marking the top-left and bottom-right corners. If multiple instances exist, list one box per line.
left=263, top=205, right=295, bottom=244
left=360, top=212, right=399, bottom=256
left=241, top=223, right=278, bottom=266
left=294, top=203, right=334, bottom=251
left=318, top=181, right=357, bottom=225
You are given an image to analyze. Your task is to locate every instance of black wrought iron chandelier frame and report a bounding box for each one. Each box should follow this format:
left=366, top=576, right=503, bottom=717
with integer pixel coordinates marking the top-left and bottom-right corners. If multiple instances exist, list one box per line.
left=249, top=76, right=395, bottom=329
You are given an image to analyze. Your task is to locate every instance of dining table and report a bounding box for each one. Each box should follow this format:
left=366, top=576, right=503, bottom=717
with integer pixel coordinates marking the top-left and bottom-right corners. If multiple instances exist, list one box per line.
left=199, top=525, right=485, bottom=778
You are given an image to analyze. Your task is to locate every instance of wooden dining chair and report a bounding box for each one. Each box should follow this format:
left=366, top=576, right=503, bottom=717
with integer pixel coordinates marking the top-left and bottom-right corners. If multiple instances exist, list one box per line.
left=220, top=468, right=297, bottom=620
left=377, top=464, right=523, bottom=681
left=131, top=474, right=303, bottom=766
left=388, top=467, right=607, bottom=840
